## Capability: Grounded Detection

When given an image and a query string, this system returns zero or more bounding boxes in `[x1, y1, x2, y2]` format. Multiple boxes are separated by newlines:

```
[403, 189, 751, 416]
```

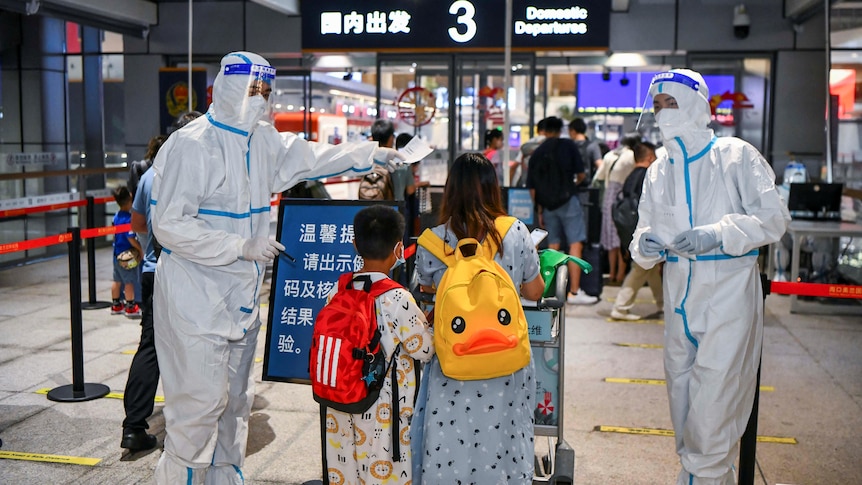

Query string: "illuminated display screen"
[576, 72, 736, 114]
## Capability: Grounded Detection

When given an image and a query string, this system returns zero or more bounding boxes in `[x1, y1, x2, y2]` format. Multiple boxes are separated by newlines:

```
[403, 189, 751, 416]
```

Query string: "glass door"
[454, 53, 538, 186]
[378, 54, 453, 186]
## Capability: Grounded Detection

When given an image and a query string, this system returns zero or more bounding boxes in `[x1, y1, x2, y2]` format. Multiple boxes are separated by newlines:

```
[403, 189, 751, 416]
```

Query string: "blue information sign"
[507, 187, 534, 225]
[263, 199, 400, 382]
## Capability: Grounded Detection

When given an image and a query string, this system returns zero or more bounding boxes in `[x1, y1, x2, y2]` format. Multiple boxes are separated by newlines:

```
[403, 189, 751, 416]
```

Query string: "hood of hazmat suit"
[629, 69, 790, 484]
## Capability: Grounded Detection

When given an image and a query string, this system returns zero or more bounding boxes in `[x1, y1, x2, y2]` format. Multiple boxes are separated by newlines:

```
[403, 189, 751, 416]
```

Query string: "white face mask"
[655, 108, 688, 141]
[238, 94, 267, 128]
[390, 242, 406, 272]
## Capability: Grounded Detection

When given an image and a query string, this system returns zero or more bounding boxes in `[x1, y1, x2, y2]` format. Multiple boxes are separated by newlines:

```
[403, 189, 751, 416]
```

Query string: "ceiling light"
[604, 52, 647, 68]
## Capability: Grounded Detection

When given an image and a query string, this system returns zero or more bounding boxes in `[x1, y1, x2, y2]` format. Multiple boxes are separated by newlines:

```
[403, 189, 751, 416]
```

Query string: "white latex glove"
[639, 232, 666, 256]
[672, 224, 721, 255]
[373, 147, 406, 171]
[239, 237, 285, 262]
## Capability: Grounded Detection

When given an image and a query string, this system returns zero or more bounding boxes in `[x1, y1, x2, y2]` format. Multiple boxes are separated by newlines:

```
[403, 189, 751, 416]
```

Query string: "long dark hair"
[439, 152, 506, 253]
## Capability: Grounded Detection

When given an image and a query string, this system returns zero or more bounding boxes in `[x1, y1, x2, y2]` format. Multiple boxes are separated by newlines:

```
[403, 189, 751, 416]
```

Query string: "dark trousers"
[122, 271, 159, 430]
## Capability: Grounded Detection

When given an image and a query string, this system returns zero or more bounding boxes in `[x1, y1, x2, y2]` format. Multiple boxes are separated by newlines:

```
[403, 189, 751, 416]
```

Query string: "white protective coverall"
[630, 69, 790, 485]
[151, 51, 388, 484]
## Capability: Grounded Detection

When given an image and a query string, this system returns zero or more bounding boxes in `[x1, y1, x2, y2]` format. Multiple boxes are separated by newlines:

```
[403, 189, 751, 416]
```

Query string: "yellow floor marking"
[605, 318, 664, 324]
[614, 342, 664, 349]
[605, 377, 665, 386]
[35, 388, 165, 403]
[121, 349, 136, 354]
[757, 436, 799, 444]
[255, 357, 263, 363]
[602, 379, 774, 392]
[597, 425, 675, 437]
[596, 425, 797, 444]
[0, 450, 101, 466]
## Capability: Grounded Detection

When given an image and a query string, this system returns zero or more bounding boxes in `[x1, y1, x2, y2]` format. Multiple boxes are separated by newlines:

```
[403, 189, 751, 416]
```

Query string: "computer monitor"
[787, 183, 843, 221]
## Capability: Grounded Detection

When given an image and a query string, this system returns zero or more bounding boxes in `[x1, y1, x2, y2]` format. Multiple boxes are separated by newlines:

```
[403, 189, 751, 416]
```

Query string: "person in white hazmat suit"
[630, 69, 790, 485]
[150, 51, 403, 484]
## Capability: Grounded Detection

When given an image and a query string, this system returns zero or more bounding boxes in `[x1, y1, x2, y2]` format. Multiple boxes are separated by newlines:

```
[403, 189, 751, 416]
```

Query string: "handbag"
[612, 193, 639, 252]
[117, 248, 140, 270]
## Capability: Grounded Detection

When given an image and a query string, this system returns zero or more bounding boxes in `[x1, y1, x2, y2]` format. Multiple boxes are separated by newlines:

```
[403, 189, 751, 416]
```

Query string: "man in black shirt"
[526, 116, 598, 305]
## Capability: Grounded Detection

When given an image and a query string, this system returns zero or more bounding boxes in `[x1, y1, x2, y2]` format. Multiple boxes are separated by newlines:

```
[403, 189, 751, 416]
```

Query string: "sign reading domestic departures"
[301, 1, 610, 52]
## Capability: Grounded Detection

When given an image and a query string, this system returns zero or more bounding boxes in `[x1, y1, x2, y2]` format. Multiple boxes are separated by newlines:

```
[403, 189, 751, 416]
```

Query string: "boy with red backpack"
[311, 205, 434, 485]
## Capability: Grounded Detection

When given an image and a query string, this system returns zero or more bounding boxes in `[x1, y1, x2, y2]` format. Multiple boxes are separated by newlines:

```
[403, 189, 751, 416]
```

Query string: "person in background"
[127, 135, 167, 199]
[609, 141, 663, 321]
[592, 133, 641, 284]
[568, 117, 603, 184]
[631, 69, 789, 484]
[373, 119, 415, 203]
[483, 127, 504, 160]
[527, 116, 598, 305]
[483, 128, 509, 185]
[322, 205, 434, 485]
[149, 51, 403, 484]
[413, 152, 545, 484]
[121, 112, 202, 453]
[513, 117, 547, 187]
[110, 186, 142, 319]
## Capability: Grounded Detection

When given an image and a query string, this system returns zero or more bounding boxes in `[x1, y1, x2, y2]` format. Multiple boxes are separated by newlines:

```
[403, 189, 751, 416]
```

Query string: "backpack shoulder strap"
[487, 216, 517, 258]
[418, 229, 456, 267]
[418, 219, 516, 262]
[367, 277, 403, 298]
[337, 272, 354, 291]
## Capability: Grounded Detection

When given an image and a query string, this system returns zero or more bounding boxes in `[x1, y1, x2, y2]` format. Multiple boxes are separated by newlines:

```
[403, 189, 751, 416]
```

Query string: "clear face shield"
[224, 62, 277, 124]
[636, 71, 704, 138]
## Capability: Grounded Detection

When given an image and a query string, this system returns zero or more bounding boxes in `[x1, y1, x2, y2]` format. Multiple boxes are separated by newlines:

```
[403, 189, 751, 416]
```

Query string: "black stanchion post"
[47, 227, 110, 402]
[82, 195, 111, 310]
[739, 364, 761, 484]
[739, 273, 770, 484]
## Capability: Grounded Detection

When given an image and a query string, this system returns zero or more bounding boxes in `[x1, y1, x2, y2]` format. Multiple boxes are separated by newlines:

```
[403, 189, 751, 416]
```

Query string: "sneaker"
[644, 310, 665, 320]
[124, 303, 142, 319]
[610, 309, 642, 321]
[567, 290, 599, 305]
[110, 303, 124, 315]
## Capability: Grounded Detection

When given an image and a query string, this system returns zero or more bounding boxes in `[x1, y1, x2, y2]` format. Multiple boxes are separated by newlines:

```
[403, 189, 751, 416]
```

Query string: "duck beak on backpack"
[452, 327, 518, 356]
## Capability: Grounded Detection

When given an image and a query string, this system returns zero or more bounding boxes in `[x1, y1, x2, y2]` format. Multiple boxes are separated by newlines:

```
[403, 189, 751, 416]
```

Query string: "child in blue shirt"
[111, 186, 143, 318]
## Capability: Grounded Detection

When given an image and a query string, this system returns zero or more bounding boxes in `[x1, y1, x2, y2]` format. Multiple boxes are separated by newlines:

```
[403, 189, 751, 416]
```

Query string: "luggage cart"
[409, 248, 575, 484]
[528, 264, 575, 484]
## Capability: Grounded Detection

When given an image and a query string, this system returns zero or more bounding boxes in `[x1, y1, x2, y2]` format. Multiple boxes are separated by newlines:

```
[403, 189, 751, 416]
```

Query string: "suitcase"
[577, 187, 602, 246]
[579, 242, 604, 299]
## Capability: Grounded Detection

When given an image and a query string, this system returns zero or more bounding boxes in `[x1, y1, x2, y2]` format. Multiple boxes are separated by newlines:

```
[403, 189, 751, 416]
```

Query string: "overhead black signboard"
[301, 1, 610, 52]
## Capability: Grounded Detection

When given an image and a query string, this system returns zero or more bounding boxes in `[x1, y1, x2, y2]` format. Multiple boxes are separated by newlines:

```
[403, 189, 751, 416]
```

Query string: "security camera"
[733, 4, 750, 39]
[619, 67, 630, 86]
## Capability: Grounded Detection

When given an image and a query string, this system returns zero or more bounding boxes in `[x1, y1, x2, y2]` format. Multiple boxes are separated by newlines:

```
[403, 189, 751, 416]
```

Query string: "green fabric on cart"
[539, 249, 592, 297]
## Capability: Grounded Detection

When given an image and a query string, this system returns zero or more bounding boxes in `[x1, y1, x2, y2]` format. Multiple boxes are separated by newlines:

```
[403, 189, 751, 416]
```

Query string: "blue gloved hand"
[639, 232, 666, 256]
[671, 224, 721, 255]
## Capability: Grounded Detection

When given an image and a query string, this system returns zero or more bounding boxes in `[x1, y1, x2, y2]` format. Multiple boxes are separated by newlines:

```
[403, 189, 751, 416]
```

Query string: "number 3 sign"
[397, 87, 436, 127]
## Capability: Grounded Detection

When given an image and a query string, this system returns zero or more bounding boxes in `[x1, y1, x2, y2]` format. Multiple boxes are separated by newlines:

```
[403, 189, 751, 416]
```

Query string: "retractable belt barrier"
[0, 192, 290, 408]
[769, 280, 862, 299]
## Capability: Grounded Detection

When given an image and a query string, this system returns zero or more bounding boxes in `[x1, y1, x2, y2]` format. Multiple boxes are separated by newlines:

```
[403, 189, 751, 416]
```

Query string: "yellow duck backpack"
[417, 216, 530, 380]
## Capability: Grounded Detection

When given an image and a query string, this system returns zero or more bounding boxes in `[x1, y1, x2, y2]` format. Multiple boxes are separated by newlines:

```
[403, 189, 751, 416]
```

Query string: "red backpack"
[310, 272, 402, 413]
